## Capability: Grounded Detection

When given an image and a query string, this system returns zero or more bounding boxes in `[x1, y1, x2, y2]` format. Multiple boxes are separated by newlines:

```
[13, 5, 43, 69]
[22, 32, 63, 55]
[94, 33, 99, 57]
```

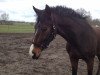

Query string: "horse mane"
[51, 6, 87, 19]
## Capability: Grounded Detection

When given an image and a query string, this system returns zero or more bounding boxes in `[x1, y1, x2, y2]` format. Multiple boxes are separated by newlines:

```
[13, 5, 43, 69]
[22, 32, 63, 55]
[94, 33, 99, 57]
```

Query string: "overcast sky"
[0, 0, 100, 22]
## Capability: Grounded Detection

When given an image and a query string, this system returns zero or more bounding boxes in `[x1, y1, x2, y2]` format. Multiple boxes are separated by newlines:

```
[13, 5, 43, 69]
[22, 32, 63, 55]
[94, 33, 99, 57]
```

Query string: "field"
[0, 33, 99, 75]
[0, 23, 34, 33]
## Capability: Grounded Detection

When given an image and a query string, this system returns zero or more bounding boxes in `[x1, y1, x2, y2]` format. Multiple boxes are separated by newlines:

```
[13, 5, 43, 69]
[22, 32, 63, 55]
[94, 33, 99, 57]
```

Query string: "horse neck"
[52, 13, 83, 46]
[52, 13, 71, 40]
[55, 16, 96, 50]
[55, 18, 78, 44]
[57, 23, 76, 44]
[54, 16, 92, 50]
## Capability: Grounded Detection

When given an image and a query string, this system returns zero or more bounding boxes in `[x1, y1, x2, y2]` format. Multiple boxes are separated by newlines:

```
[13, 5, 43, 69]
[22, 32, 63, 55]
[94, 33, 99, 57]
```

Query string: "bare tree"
[76, 8, 93, 25]
[0, 13, 9, 21]
[76, 8, 92, 19]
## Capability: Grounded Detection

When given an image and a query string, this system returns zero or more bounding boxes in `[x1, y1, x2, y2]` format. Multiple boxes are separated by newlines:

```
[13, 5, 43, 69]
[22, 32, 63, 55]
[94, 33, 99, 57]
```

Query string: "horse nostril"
[32, 51, 35, 56]
[32, 51, 34, 54]
[32, 53, 39, 59]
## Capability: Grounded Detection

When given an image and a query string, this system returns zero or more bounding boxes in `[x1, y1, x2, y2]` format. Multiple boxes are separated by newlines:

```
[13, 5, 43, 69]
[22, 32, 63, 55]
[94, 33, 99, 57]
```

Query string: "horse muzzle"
[29, 44, 41, 59]
[32, 52, 40, 59]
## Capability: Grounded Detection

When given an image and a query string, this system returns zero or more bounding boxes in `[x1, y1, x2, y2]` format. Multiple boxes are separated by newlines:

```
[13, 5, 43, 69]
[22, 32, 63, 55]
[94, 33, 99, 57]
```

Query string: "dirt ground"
[0, 33, 99, 75]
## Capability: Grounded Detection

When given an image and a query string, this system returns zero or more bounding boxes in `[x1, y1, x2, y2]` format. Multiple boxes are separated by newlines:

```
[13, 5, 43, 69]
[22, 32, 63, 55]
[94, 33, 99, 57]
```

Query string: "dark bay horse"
[29, 5, 97, 75]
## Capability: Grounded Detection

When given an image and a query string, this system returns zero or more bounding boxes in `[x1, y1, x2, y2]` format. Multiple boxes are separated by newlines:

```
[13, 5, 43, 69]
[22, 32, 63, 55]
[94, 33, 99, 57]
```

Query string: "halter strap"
[52, 24, 57, 38]
[51, 13, 57, 38]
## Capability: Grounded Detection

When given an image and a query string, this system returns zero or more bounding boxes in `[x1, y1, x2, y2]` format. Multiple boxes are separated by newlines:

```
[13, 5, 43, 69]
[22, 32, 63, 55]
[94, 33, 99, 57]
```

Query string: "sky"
[0, 0, 100, 22]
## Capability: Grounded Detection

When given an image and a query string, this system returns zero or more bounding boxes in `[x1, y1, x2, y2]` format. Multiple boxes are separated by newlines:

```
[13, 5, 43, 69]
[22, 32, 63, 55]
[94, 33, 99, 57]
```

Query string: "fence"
[0, 23, 34, 33]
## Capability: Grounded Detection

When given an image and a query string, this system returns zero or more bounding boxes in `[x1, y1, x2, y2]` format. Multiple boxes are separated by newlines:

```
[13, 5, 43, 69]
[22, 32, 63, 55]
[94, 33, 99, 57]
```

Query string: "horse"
[29, 5, 97, 75]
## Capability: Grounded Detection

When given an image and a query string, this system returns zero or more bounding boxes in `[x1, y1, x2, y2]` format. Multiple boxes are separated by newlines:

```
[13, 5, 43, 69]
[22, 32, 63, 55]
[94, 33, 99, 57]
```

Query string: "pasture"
[0, 33, 99, 75]
[0, 23, 34, 33]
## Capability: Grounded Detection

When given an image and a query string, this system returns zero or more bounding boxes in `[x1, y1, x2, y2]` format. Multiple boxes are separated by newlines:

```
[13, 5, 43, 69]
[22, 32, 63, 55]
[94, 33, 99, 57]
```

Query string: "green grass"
[0, 24, 34, 33]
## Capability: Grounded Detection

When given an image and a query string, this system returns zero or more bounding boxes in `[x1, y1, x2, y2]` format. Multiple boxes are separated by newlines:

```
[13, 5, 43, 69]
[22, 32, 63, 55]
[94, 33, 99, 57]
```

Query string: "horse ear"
[45, 5, 51, 16]
[33, 6, 41, 16]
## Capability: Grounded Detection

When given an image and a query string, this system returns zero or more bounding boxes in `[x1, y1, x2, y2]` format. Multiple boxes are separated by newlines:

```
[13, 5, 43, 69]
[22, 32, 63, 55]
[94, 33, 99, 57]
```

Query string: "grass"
[0, 23, 34, 33]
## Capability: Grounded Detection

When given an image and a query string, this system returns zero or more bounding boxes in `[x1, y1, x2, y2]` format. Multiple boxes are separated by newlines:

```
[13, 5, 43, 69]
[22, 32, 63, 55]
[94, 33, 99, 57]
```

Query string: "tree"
[92, 19, 100, 26]
[76, 8, 92, 25]
[0, 13, 9, 21]
[76, 8, 100, 26]
[76, 8, 92, 19]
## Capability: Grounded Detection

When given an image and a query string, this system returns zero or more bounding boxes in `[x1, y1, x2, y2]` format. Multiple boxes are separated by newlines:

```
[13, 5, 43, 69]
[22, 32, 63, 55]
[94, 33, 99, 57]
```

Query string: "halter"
[51, 13, 57, 38]
[32, 15, 57, 49]
[40, 23, 57, 49]
[52, 24, 57, 38]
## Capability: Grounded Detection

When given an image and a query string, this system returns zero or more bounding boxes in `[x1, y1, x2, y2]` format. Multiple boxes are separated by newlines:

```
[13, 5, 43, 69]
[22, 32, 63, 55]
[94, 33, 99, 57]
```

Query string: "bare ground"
[0, 33, 99, 75]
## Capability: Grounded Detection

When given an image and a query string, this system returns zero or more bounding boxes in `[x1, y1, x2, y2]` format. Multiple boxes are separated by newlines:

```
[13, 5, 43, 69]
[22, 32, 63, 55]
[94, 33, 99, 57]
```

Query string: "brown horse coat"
[93, 26, 100, 57]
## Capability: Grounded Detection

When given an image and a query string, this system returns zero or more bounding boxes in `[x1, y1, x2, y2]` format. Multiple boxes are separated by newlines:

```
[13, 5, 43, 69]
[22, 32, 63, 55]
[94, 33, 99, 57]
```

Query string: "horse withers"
[29, 5, 97, 75]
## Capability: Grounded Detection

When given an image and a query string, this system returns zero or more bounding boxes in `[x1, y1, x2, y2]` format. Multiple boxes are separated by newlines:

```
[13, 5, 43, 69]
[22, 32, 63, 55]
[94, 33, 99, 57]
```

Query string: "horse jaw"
[29, 44, 34, 56]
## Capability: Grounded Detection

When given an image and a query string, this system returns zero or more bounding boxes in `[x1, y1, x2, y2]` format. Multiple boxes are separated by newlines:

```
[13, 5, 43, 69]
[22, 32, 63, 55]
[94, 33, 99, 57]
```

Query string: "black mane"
[35, 6, 87, 24]
[51, 6, 86, 19]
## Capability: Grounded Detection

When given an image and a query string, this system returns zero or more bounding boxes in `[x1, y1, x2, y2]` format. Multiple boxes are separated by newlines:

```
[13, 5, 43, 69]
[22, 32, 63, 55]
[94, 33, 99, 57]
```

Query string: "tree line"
[0, 8, 100, 26]
[0, 13, 33, 25]
[76, 8, 100, 26]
